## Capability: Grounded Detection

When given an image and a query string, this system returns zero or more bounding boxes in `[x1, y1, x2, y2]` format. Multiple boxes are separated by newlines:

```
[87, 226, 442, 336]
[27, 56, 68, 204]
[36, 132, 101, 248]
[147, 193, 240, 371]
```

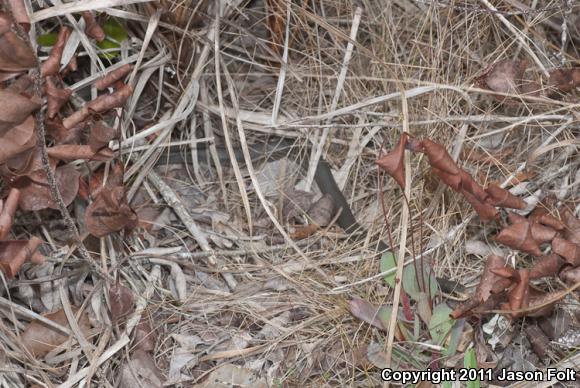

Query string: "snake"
[159, 139, 464, 294]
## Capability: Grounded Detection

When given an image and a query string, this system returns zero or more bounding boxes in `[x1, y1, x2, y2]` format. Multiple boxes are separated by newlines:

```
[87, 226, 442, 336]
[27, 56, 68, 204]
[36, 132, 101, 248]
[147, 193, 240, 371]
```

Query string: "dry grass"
[1, 0, 580, 386]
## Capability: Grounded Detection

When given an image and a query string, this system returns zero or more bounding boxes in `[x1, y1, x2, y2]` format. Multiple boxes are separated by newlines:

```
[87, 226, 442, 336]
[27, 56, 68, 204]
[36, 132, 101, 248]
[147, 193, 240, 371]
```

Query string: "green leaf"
[442, 382, 453, 388]
[96, 39, 121, 59]
[103, 18, 128, 42]
[96, 18, 129, 59]
[444, 319, 465, 357]
[37, 33, 58, 46]
[464, 348, 481, 388]
[428, 303, 453, 344]
[401, 263, 439, 302]
[380, 251, 396, 287]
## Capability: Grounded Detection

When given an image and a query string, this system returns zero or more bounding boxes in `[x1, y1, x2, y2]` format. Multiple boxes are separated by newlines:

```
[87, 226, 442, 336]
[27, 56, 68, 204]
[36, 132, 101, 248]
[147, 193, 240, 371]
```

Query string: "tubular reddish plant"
[485, 183, 526, 209]
[551, 237, 580, 266]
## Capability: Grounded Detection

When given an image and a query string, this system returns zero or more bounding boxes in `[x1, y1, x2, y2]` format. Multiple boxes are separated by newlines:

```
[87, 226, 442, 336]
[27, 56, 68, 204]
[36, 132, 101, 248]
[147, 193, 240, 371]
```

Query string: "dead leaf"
[547, 68, 580, 95]
[45, 76, 71, 119]
[41, 27, 70, 77]
[14, 164, 80, 211]
[85, 163, 137, 237]
[0, 13, 36, 72]
[0, 115, 36, 164]
[95, 64, 132, 90]
[376, 133, 408, 188]
[0, 188, 19, 239]
[88, 121, 117, 151]
[21, 307, 90, 358]
[82, 11, 105, 42]
[119, 349, 163, 388]
[561, 209, 580, 244]
[0, 89, 40, 133]
[63, 83, 132, 129]
[0, 237, 43, 277]
[108, 284, 134, 323]
[551, 237, 580, 266]
[7, 0, 29, 28]
[530, 253, 566, 279]
[485, 183, 526, 209]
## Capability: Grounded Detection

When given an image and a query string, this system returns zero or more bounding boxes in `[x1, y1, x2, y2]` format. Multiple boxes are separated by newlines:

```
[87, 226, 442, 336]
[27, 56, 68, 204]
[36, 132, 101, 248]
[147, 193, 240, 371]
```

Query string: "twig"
[384, 89, 411, 371]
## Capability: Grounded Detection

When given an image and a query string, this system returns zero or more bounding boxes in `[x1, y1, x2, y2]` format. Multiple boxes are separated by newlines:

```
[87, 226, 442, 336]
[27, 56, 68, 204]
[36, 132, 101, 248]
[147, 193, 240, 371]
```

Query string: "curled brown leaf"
[95, 64, 133, 90]
[85, 164, 137, 237]
[63, 84, 133, 129]
[495, 221, 542, 256]
[0, 89, 40, 133]
[41, 27, 70, 77]
[45, 77, 71, 119]
[0, 13, 35, 72]
[0, 188, 19, 240]
[82, 11, 105, 41]
[21, 307, 90, 357]
[530, 253, 566, 279]
[376, 133, 408, 188]
[551, 237, 580, 266]
[485, 183, 526, 209]
[0, 237, 43, 278]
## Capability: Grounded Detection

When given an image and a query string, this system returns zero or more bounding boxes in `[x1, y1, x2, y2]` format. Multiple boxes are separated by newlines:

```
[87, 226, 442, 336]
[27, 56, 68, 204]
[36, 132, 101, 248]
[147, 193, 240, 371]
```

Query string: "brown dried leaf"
[561, 209, 580, 244]
[0, 115, 37, 164]
[495, 221, 542, 256]
[485, 183, 526, 209]
[0, 188, 19, 240]
[134, 318, 156, 352]
[63, 84, 133, 129]
[551, 237, 580, 266]
[45, 77, 71, 119]
[21, 307, 90, 358]
[0, 237, 42, 277]
[475, 255, 511, 301]
[0, 13, 35, 72]
[88, 121, 117, 151]
[14, 164, 80, 211]
[7, 0, 29, 28]
[461, 188, 499, 221]
[81, 11, 105, 42]
[119, 349, 163, 388]
[109, 284, 134, 323]
[420, 139, 460, 175]
[376, 133, 408, 188]
[530, 254, 566, 279]
[85, 164, 137, 237]
[431, 167, 462, 191]
[507, 269, 529, 313]
[41, 27, 70, 77]
[560, 266, 580, 285]
[0, 89, 40, 133]
[95, 64, 132, 90]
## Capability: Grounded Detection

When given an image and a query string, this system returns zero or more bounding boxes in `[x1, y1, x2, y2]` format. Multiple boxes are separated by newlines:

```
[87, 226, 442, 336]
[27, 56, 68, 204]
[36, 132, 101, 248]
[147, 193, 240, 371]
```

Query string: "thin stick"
[384, 90, 411, 370]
